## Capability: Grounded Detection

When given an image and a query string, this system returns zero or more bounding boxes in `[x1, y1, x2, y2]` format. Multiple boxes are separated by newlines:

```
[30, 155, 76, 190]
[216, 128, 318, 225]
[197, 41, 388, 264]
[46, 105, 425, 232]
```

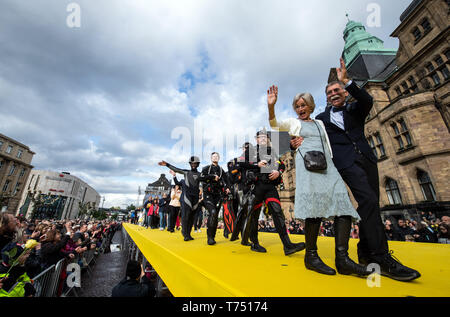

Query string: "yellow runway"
[124, 223, 450, 297]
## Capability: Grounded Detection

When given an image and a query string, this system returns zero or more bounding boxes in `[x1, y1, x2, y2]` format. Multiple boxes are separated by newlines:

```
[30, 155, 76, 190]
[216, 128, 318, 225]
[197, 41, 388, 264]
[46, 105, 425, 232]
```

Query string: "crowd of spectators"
[0, 211, 121, 297]
[256, 211, 450, 245]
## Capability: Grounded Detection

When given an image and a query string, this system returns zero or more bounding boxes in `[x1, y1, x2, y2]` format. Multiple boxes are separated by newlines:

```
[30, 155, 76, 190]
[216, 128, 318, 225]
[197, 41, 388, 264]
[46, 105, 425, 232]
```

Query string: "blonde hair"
[292, 93, 316, 113]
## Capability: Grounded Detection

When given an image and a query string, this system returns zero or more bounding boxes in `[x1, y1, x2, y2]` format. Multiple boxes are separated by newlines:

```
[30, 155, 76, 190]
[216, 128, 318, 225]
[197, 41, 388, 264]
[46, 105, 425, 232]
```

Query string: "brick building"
[0, 133, 35, 213]
[280, 0, 450, 220]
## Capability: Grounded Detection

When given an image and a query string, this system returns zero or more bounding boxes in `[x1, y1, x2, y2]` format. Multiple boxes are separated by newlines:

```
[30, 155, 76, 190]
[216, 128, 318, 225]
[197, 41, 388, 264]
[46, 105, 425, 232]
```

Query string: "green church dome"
[342, 18, 397, 67]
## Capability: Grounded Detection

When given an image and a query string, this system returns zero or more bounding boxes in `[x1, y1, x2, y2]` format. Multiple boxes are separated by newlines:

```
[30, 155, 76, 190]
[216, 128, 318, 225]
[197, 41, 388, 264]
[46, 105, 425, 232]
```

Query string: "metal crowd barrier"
[32, 264, 56, 297]
[31, 231, 116, 297]
[121, 225, 171, 297]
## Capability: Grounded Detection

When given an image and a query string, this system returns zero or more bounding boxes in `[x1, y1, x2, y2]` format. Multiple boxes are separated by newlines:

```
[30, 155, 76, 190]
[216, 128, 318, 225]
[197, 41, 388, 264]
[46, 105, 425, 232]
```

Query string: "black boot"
[304, 218, 336, 275]
[270, 203, 306, 256]
[281, 234, 305, 256]
[304, 250, 336, 275]
[251, 243, 267, 253]
[334, 216, 371, 276]
[207, 237, 216, 245]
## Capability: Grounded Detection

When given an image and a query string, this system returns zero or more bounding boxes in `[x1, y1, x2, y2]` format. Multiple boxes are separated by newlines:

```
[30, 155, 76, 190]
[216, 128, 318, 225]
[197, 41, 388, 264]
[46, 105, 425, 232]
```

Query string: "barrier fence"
[121, 225, 172, 297]
[30, 228, 115, 297]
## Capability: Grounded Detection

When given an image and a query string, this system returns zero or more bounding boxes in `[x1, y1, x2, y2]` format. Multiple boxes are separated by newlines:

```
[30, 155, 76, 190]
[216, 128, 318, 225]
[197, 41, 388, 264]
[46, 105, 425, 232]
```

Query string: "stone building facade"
[279, 0, 450, 220]
[143, 174, 172, 203]
[0, 133, 35, 213]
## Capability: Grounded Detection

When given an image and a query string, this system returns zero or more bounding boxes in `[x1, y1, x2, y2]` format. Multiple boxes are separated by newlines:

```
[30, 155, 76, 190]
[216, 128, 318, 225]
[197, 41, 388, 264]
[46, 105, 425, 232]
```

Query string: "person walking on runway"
[200, 152, 231, 246]
[239, 130, 306, 256]
[159, 157, 202, 241]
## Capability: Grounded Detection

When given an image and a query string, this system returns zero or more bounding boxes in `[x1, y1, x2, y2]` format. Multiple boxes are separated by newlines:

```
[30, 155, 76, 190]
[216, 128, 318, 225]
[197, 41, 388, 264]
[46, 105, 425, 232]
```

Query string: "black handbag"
[297, 121, 328, 172]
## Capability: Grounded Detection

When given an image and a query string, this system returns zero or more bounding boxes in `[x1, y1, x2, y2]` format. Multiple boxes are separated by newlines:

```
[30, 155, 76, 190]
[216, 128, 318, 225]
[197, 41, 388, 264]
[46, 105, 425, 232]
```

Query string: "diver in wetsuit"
[200, 152, 231, 246]
[159, 156, 202, 241]
[238, 130, 306, 255]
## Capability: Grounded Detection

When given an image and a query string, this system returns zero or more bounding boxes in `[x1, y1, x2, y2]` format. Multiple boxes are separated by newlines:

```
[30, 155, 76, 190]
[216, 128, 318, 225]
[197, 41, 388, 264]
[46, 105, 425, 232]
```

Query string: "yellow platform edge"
[123, 223, 450, 297]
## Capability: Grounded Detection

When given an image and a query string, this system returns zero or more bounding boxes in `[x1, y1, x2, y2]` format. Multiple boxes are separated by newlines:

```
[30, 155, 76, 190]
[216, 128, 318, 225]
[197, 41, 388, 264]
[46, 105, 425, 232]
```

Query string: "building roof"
[342, 19, 397, 67]
[399, 0, 423, 22]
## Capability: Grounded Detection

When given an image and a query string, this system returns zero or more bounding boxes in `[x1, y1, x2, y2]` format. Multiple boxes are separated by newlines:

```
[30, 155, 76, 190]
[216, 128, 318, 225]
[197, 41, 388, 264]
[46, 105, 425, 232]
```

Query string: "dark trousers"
[168, 206, 180, 231]
[243, 183, 290, 246]
[193, 208, 203, 230]
[180, 195, 199, 239]
[204, 193, 222, 238]
[339, 153, 388, 258]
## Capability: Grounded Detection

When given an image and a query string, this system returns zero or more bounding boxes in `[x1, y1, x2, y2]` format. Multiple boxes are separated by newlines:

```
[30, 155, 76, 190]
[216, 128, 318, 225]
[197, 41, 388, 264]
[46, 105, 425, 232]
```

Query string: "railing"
[30, 229, 118, 297]
[121, 225, 171, 297]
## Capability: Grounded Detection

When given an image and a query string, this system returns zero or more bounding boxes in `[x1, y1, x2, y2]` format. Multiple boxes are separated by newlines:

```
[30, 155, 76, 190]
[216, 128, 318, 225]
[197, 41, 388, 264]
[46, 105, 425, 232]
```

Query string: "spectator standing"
[0, 213, 17, 250]
[112, 260, 156, 297]
[159, 194, 169, 231]
[437, 223, 450, 244]
[168, 184, 182, 233]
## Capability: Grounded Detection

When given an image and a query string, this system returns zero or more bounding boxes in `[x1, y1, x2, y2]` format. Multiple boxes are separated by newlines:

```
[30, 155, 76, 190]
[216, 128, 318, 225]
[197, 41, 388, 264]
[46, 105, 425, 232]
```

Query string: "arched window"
[386, 178, 402, 205]
[417, 170, 436, 201]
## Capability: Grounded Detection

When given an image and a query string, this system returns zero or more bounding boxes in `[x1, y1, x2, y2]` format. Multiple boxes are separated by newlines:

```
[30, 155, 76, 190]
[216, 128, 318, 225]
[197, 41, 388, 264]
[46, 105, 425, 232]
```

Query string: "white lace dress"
[294, 121, 360, 220]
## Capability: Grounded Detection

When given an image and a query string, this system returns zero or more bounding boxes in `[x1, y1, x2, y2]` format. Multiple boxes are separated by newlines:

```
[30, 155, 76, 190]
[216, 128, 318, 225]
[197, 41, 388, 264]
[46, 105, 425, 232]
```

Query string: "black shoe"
[184, 236, 194, 241]
[207, 237, 216, 245]
[250, 243, 267, 253]
[304, 250, 336, 275]
[224, 233, 229, 239]
[230, 236, 239, 242]
[373, 251, 421, 282]
[336, 254, 372, 277]
[241, 240, 251, 246]
[284, 242, 306, 256]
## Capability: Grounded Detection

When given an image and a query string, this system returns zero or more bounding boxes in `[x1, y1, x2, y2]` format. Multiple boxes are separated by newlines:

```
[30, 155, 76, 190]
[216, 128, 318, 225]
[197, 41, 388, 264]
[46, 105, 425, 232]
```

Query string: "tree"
[127, 204, 136, 211]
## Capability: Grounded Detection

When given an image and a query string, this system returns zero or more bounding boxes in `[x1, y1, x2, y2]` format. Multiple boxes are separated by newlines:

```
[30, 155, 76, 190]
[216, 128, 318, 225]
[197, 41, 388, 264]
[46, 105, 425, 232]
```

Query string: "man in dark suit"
[292, 58, 420, 282]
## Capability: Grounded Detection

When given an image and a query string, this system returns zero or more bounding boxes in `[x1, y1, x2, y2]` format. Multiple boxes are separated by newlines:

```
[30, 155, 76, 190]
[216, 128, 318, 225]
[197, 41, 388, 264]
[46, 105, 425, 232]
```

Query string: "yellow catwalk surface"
[124, 223, 450, 297]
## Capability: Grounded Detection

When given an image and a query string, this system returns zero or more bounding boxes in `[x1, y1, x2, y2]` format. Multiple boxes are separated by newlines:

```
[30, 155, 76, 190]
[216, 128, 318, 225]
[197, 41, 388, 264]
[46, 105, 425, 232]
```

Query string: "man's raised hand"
[337, 58, 350, 85]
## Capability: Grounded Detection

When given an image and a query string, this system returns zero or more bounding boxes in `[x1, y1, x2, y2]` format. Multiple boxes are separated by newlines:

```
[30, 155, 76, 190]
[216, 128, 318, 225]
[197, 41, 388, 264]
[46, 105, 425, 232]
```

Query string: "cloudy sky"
[0, 0, 412, 208]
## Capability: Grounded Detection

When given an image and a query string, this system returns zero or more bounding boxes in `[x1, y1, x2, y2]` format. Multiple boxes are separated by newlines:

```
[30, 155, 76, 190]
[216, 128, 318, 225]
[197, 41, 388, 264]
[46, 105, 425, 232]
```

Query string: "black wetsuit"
[167, 163, 202, 240]
[238, 145, 295, 250]
[200, 164, 231, 242]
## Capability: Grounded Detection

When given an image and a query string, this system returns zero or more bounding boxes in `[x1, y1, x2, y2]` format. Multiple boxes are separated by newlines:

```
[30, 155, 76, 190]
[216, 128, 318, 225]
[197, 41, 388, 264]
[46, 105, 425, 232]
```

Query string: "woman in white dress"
[267, 85, 370, 277]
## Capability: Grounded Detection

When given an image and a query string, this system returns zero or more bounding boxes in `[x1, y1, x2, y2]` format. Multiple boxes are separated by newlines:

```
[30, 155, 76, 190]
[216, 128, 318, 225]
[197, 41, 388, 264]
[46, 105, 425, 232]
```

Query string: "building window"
[435, 56, 444, 66]
[8, 164, 16, 176]
[0, 161, 3, 170]
[386, 178, 403, 205]
[395, 87, 402, 97]
[412, 27, 422, 41]
[19, 168, 26, 178]
[367, 136, 378, 158]
[431, 73, 441, 86]
[17, 149, 23, 159]
[391, 122, 404, 150]
[408, 76, 419, 93]
[2, 180, 10, 193]
[398, 119, 413, 147]
[374, 133, 386, 157]
[417, 170, 436, 201]
[441, 66, 450, 80]
[445, 49, 450, 60]
[420, 18, 432, 33]
[0, 141, 3, 150]
[13, 182, 21, 196]
[5, 145, 13, 154]
[426, 63, 435, 73]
